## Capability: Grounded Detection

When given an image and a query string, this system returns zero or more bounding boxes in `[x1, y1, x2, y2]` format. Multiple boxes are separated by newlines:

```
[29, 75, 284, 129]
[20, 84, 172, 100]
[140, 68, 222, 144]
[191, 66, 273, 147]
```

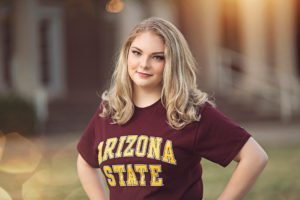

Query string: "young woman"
[77, 17, 268, 200]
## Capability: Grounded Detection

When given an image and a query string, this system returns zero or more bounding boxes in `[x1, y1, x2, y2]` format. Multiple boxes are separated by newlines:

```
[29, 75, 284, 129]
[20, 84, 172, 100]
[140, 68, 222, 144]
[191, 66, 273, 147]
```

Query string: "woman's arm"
[218, 137, 268, 200]
[77, 154, 108, 200]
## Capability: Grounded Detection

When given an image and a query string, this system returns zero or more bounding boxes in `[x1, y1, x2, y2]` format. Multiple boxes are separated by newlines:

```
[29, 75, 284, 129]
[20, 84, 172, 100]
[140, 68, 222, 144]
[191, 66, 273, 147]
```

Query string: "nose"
[139, 56, 150, 69]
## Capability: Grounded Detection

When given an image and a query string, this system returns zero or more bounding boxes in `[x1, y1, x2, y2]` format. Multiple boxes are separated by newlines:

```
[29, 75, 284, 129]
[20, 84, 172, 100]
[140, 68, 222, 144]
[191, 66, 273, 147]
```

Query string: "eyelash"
[131, 50, 165, 61]
[132, 50, 141, 56]
[153, 56, 165, 61]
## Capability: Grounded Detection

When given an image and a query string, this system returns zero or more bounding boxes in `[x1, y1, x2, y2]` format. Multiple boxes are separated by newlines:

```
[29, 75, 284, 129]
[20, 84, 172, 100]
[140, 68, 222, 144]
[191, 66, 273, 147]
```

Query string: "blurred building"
[0, 0, 299, 134]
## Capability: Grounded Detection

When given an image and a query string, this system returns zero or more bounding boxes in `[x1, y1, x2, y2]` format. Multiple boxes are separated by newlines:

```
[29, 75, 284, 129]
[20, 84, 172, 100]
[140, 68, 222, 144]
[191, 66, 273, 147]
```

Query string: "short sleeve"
[77, 105, 101, 168]
[194, 102, 251, 167]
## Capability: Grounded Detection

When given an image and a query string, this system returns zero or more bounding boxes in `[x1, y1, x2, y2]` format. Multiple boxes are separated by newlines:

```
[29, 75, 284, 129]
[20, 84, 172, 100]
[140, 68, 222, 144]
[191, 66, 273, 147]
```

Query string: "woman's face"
[127, 31, 165, 92]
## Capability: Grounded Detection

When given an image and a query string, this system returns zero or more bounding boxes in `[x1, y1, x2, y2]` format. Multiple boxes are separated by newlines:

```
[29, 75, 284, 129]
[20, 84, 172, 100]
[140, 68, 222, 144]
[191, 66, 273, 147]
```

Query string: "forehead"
[130, 31, 165, 52]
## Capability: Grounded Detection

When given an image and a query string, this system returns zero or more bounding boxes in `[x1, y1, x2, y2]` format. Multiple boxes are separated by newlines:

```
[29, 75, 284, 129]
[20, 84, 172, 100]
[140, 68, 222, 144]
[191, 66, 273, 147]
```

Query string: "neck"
[133, 86, 162, 108]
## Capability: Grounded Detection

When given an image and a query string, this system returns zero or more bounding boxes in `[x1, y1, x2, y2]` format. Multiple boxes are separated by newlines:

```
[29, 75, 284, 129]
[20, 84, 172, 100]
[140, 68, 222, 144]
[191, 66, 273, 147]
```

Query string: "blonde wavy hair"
[100, 17, 214, 130]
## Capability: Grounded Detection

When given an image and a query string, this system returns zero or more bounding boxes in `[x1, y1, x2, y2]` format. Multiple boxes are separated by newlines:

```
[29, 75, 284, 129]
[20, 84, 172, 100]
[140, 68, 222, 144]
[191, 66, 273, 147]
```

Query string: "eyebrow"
[131, 46, 164, 55]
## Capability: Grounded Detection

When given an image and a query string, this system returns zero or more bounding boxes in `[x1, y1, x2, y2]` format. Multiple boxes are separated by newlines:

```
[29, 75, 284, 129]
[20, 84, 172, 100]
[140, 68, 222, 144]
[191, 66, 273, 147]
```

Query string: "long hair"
[100, 17, 214, 130]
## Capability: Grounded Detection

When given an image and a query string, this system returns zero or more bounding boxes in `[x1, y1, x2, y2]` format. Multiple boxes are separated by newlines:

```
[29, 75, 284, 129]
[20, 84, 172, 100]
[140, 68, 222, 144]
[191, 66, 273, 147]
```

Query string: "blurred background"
[0, 0, 299, 199]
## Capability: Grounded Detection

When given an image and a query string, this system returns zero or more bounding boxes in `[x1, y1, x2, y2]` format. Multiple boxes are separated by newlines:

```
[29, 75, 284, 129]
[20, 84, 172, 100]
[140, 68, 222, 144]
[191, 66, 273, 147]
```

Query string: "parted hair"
[100, 17, 214, 130]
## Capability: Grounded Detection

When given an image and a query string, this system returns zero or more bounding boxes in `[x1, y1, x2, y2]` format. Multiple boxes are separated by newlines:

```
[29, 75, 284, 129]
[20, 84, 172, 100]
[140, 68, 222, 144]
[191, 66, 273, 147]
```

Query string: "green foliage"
[0, 94, 38, 136]
[202, 144, 300, 200]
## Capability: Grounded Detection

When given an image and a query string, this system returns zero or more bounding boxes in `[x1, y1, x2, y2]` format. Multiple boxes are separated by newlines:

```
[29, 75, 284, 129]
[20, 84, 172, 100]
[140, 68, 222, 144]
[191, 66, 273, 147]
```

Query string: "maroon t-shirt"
[77, 100, 251, 200]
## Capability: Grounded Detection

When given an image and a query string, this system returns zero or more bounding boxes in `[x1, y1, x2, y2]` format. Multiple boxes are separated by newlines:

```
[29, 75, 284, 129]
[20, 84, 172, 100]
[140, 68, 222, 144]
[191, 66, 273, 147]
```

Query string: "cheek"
[127, 57, 137, 78]
[155, 63, 165, 76]
[127, 55, 137, 69]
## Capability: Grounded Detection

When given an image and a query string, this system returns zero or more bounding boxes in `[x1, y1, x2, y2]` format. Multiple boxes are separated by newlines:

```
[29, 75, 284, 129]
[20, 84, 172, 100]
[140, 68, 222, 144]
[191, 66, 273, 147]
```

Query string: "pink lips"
[136, 71, 152, 78]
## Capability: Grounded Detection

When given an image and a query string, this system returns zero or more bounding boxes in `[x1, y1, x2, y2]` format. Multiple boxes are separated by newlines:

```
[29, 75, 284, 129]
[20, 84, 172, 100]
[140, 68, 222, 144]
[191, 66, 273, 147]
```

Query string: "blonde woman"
[77, 17, 268, 200]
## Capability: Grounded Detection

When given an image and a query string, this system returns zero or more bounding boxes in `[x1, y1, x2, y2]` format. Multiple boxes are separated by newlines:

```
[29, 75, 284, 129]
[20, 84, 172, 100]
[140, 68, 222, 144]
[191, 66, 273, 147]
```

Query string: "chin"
[135, 83, 153, 88]
[131, 78, 162, 90]
[132, 81, 152, 88]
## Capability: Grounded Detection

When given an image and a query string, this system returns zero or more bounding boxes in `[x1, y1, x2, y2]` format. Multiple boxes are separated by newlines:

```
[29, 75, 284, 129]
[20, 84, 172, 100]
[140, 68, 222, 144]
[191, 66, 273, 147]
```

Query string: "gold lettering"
[115, 136, 127, 158]
[147, 137, 162, 160]
[103, 165, 116, 186]
[126, 164, 139, 186]
[123, 135, 138, 157]
[97, 141, 104, 165]
[162, 140, 177, 165]
[149, 165, 163, 186]
[135, 135, 149, 157]
[112, 165, 126, 186]
[134, 164, 148, 186]
[103, 137, 118, 162]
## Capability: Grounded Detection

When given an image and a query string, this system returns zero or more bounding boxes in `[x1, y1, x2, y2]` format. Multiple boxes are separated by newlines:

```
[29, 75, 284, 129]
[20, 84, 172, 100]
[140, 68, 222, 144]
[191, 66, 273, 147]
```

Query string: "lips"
[136, 71, 152, 78]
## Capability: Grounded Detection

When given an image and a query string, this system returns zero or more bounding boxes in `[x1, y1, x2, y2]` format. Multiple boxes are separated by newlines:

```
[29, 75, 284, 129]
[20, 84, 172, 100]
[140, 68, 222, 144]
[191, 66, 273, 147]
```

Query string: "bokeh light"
[0, 187, 12, 200]
[0, 132, 41, 174]
[22, 141, 79, 199]
[106, 0, 124, 13]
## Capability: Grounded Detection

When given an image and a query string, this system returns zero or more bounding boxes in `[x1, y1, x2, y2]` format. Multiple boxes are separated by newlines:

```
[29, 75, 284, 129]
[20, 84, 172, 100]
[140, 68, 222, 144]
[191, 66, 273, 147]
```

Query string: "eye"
[153, 55, 165, 61]
[131, 50, 141, 56]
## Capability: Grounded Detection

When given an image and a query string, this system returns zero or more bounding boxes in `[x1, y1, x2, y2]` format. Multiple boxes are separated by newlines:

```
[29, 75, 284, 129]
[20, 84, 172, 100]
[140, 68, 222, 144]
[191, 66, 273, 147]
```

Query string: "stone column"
[116, 0, 144, 50]
[273, 0, 300, 120]
[239, 0, 269, 102]
[11, 0, 41, 100]
[177, 0, 221, 91]
[198, 0, 221, 91]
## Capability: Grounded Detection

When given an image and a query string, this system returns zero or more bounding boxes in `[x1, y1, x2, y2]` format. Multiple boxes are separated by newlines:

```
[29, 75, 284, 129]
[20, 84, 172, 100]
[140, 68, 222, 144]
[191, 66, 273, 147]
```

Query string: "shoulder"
[197, 101, 232, 125]
[198, 101, 216, 116]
